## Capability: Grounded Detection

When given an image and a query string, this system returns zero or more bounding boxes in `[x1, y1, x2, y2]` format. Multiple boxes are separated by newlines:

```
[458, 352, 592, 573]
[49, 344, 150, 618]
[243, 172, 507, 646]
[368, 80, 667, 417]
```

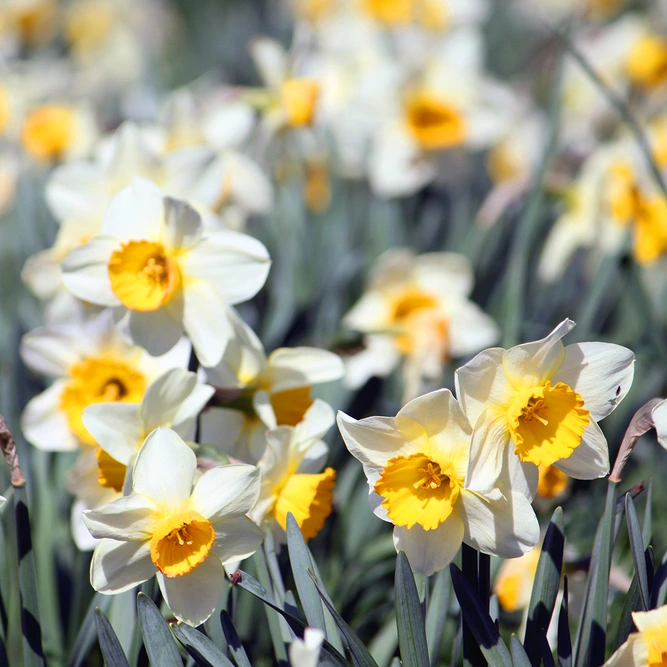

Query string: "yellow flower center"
[605, 161, 639, 225]
[9, 0, 56, 45]
[507, 382, 590, 467]
[95, 447, 127, 492]
[21, 105, 76, 160]
[627, 36, 667, 89]
[537, 464, 569, 500]
[269, 386, 314, 427]
[108, 240, 181, 312]
[66, 0, 114, 55]
[374, 452, 461, 530]
[494, 548, 540, 613]
[487, 142, 522, 184]
[60, 357, 146, 445]
[150, 510, 214, 578]
[405, 94, 467, 151]
[304, 160, 331, 213]
[634, 196, 667, 265]
[292, 0, 336, 22]
[363, 0, 413, 24]
[0, 88, 11, 135]
[273, 468, 336, 541]
[388, 288, 447, 355]
[281, 79, 319, 127]
[644, 621, 667, 666]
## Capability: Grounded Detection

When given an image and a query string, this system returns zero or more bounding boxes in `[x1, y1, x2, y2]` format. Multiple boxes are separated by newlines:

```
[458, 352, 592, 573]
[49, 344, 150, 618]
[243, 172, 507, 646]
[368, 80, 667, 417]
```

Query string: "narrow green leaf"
[172, 623, 234, 667]
[395, 552, 429, 667]
[557, 577, 571, 667]
[449, 564, 512, 667]
[68, 593, 112, 667]
[651, 549, 667, 608]
[13, 485, 44, 667]
[625, 494, 649, 611]
[425, 568, 450, 666]
[525, 507, 565, 664]
[136, 593, 182, 667]
[286, 514, 326, 632]
[307, 569, 380, 667]
[510, 636, 531, 667]
[234, 571, 348, 667]
[94, 609, 130, 667]
[613, 574, 641, 650]
[573, 482, 617, 667]
[220, 611, 251, 667]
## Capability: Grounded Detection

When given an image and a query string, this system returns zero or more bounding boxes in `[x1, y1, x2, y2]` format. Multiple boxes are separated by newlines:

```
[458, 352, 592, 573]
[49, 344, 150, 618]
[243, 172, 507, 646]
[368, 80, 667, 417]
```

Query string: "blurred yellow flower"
[604, 605, 667, 666]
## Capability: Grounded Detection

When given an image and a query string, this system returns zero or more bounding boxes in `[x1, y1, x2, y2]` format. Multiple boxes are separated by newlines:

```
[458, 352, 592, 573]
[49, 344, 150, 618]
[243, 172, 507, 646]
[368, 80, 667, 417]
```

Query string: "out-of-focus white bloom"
[202, 309, 343, 462]
[250, 402, 336, 543]
[456, 319, 635, 495]
[85, 428, 264, 626]
[337, 389, 539, 576]
[20, 310, 190, 452]
[60, 178, 270, 366]
[604, 604, 667, 666]
[653, 399, 667, 449]
[289, 628, 324, 667]
[494, 547, 540, 613]
[343, 249, 499, 396]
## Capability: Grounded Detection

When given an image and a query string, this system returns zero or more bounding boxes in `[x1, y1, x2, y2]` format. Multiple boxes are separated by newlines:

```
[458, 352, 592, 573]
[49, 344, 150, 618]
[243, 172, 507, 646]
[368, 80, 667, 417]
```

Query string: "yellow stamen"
[507, 382, 590, 468]
[281, 79, 319, 127]
[605, 161, 639, 226]
[537, 465, 569, 500]
[269, 386, 314, 427]
[363, 0, 413, 24]
[273, 468, 336, 541]
[405, 93, 467, 151]
[627, 36, 667, 89]
[21, 105, 76, 160]
[633, 196, 667, 265]
[108, 240, 180, 312]
[66, 0, 114, 55]
[95, 447, 127, 492]
[150, 510, 214, 577]
[374, 453, 461, 531]
[60, 357, 146, 445]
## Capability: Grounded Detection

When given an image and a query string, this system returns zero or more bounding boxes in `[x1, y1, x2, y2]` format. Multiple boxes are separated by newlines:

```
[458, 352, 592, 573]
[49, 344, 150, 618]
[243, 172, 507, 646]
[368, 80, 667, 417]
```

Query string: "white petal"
[21, 249, 63, 300]
[226, 152, 273, 214]
[289, 628, 324, 667]
[117, 308, 184, 359]
[71, 500, 99, 551]
[252, 390, 277, 429]
[343, 335, 401, 389]
[603, 633, 646, 666]
[653, 399, 667, 449]
[132, 428, 197, 511]
[455, 347, 514, 424]
[84, 494, 159, 541]
[46, 162, 107, 222]
[21, 382, 79, 451]
[501, 319, 576, 390]
[552, 342, 635, 422]
[191, 464, 261, 521]
[83, 401, 141, 460]
[61, 237, 119, 306]
[393, 516, 464, 576]
[182, 284, 231, 367]
[141, 369, 198, 433]
[447, 301, 500, 358]
[171, 384, 215, 438]
[90, 539, 154, 594]
[162, 196, 203, 251]
[267, 348, 344, 392]
[198, 407, 247, 454]
[344, 293, 391, 332]
[158, 555, 225, 626]
[183, 232, 270, 305]
[211, 515, 265, 564]
[464, 408, 511, 494]
[250, 37, 286, 89]
[101, 178, 164, 239]
[203, 102, 255, 150]
[337, 411, 416, 476]
[20, 327, 81, 377]
[458, 490, 540, 558]
[413, 253, 474, 298]
[553, 420, 609, 480]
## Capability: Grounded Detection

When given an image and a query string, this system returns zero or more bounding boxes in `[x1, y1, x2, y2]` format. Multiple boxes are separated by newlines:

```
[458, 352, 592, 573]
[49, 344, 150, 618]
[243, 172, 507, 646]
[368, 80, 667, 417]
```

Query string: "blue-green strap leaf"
[94, 608, 130, 667]
[136, 592, 182, 667]
[394, 552, 429, 667]
[172, 622, 234, 667]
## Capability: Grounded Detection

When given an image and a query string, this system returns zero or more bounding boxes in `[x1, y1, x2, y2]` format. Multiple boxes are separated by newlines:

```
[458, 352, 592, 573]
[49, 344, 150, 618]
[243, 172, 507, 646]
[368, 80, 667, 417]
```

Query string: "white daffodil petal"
[118, 308, 184, 359]
[100, 177, 164, 239]
[267, 348, 344, 393]
[20, 327, 81, 377]
[501, 319, 576, 389]
[172, 384, 216, 438]
[46, 162, 107, 222]
[140, 369, 198, 433]
[253, 390, 277, 430]
[289, 628, 325, 667]
[458, 491, 540, 558]
[84, 494, 159, 541]
[337, 411, 416, 475]
[198, 407, 247, 455]
[553, 420, 609, 480]
[162, 196, 203, 251]
[90, 539, 154, 594]
[158, 555, 225, 626]
[61, 236, 120, 307]
[464, 408, 511, 494]
[393, 516, 465, 576]
[602, 633, 646, 666]
[343, 335, 401, 389]
[455, 348, 514, 424]
[448, 301, 501, 358]
[71, 500, 99, 551]
[294, 400, 335, 445]
[21, 382, 79, 451]
[82, 403, 143, 465]
[191, 464, 261, 521]
[653, 399, 667, 449]
[211, 516, 265, 564]
[552, 342, 635, 422]
[132, 428, 197, 511]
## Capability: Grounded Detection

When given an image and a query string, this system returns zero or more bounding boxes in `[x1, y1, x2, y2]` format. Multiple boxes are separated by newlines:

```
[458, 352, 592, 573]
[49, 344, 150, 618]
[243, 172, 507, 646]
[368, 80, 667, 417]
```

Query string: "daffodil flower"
[604, 605, 667, 666]
[289, 628, 324, 667]
[20, 310, 190, 451]
[455, 319, 635, 495]
[202, 308, 343, 462]
[61, 177, 271, 366]
[337, 389, 539, 576]
[250, 400, 336, 543]
[84, 428, 264, 626]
